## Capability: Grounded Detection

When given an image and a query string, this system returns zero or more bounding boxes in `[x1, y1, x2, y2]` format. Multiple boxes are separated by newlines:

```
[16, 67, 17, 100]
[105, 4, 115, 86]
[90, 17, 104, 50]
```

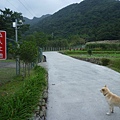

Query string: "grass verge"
[0, 66, 47, 120]
[60, 50, 120, 73]
[109, 59, 120, 73]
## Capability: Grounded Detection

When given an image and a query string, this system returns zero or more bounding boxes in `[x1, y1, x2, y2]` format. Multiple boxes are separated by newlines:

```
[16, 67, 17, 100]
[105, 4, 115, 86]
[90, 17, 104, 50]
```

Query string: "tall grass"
[109, 59, 120, 72]
[0, 66, 47, 120]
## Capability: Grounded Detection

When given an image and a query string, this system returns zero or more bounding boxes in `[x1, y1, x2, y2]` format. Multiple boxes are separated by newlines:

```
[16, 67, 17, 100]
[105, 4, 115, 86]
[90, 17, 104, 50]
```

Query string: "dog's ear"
[105, 85, 107, 87]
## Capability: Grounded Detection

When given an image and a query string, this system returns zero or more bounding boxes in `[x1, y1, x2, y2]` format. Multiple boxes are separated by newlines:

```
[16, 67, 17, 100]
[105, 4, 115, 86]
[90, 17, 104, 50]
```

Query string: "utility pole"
[13, 19, 22, 75]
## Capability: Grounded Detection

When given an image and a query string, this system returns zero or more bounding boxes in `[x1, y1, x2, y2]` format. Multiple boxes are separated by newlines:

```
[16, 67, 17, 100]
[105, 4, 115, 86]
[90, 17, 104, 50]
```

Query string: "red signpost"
[0, 31, 7, 60]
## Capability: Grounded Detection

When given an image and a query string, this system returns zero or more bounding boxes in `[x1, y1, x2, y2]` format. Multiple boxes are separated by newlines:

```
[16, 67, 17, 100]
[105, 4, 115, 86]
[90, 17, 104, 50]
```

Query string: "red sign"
[0, 31, 7, 60]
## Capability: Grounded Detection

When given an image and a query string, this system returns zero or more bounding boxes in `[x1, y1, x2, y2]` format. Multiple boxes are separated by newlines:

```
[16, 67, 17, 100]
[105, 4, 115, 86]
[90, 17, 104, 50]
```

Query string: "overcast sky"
[0, 0, 83, 19]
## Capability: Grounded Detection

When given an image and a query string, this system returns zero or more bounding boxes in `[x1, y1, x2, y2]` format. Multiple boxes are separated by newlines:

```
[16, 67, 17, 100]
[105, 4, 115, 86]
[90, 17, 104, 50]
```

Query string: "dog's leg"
[106, 112, 111, 115]
[111, 106, 114, 113]
[106, 106, 113, 115]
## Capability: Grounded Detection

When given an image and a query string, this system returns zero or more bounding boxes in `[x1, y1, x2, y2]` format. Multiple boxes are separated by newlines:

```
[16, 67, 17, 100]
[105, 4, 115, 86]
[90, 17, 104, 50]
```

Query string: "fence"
[0, 60, 16, 85]
[42, 45, 85, 51]
[42, 47, 68, 51]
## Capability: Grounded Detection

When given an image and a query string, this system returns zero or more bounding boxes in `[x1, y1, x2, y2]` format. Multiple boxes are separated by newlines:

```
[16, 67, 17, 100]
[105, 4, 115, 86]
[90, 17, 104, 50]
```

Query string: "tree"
[69, 35, 85, 47]
[45, 38, 69, 48]
[28, 0, 120, 41]
[0, 8, 30, 59]
[8, 42, 20, 59]
[0, 8, 29, 39]
[19, 41, 38, 76]
[33, 32, 47, 47]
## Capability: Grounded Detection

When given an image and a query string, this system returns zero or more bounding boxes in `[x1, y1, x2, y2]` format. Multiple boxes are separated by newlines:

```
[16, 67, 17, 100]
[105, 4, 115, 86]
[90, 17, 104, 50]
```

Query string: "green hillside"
[30, 0, 120, 41]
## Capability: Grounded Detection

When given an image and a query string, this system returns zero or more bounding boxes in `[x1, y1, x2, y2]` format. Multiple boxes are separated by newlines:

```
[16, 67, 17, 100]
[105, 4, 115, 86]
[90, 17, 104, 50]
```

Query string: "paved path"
[39, 51, 120, 120]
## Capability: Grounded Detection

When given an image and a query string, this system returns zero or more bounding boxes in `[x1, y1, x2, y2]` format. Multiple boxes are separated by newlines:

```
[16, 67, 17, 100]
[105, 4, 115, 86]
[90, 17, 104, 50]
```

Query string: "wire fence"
[0, 60, 16, 85]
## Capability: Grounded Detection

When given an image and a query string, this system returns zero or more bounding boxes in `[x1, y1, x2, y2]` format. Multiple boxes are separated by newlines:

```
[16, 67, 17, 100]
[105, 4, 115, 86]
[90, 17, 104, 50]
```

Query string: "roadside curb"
[33, 88, 48, 120]
[30, 63, 48, 120]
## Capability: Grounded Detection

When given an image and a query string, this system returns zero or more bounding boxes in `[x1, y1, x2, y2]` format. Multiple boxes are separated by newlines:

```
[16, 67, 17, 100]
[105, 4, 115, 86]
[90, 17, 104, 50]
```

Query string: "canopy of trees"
[0, 8, 29, 39]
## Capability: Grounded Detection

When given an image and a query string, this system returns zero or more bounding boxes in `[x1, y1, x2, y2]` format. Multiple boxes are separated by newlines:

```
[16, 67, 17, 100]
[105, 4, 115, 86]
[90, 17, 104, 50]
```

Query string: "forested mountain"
[29, 0, 120, 41]
[23, 14, 50, 26]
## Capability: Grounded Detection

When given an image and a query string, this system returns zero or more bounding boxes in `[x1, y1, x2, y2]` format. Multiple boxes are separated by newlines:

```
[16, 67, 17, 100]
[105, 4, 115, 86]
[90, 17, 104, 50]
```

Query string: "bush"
[101, 58, 110, 66]
[87, 49, 92, 56]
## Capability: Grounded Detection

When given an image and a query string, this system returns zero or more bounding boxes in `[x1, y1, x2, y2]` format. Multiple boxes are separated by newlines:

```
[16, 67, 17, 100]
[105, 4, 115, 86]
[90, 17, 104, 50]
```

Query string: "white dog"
[100, 85, 120, 115]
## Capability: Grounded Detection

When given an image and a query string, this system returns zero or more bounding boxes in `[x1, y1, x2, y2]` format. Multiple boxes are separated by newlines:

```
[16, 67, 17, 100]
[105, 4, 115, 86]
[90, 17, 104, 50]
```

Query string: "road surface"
[39, 51, 120, 120]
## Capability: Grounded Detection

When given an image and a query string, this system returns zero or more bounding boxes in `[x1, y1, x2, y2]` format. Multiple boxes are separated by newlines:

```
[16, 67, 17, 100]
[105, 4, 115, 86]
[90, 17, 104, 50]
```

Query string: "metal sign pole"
[15, 19, 20, 75]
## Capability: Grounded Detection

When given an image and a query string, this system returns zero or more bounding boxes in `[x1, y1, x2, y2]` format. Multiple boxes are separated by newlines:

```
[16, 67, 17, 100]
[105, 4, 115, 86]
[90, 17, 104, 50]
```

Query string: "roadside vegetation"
[61, 50, 120, 72]
[0, 5, 120, 119]
[0, 66, 47, 120]
[0, 30, 47, 119]
[60, 41, 120, 73]
[0, 8, 48, 120]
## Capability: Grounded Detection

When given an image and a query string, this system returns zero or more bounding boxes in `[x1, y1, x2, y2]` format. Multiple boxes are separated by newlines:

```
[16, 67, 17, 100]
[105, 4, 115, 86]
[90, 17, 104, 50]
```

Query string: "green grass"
[0, 66, 47, 120]
[60, 50, 120, 73]
[0, 59, 15, 62]
[0, 79, 23, 96]
[109, 59, 120, 73]
[61, 50, 120, 55]
[70, 53, 120, 59]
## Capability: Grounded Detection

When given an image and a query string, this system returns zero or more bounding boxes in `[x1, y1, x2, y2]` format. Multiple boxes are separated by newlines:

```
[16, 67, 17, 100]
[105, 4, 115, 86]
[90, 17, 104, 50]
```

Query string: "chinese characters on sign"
[0, 31, 7, 60]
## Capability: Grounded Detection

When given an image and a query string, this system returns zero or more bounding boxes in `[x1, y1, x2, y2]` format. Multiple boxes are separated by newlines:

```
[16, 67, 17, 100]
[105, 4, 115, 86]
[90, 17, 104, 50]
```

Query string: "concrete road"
[39, 51, 120, 120]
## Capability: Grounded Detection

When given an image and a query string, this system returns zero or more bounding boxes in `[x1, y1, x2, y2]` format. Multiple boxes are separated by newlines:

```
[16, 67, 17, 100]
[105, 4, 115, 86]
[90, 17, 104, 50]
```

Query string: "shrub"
[87, 49, 92, 56]
[101, 58, 110, 66]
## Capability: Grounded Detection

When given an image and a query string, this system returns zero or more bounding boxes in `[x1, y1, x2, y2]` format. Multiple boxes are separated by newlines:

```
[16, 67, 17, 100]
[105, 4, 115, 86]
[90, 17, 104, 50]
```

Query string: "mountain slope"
[23, 14, 50, 26]
[30, 0, 120, 41]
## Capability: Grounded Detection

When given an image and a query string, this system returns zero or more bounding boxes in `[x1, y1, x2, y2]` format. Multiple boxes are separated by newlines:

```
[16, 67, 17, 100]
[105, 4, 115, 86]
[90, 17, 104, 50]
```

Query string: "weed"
[101, 58, 110, 66]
